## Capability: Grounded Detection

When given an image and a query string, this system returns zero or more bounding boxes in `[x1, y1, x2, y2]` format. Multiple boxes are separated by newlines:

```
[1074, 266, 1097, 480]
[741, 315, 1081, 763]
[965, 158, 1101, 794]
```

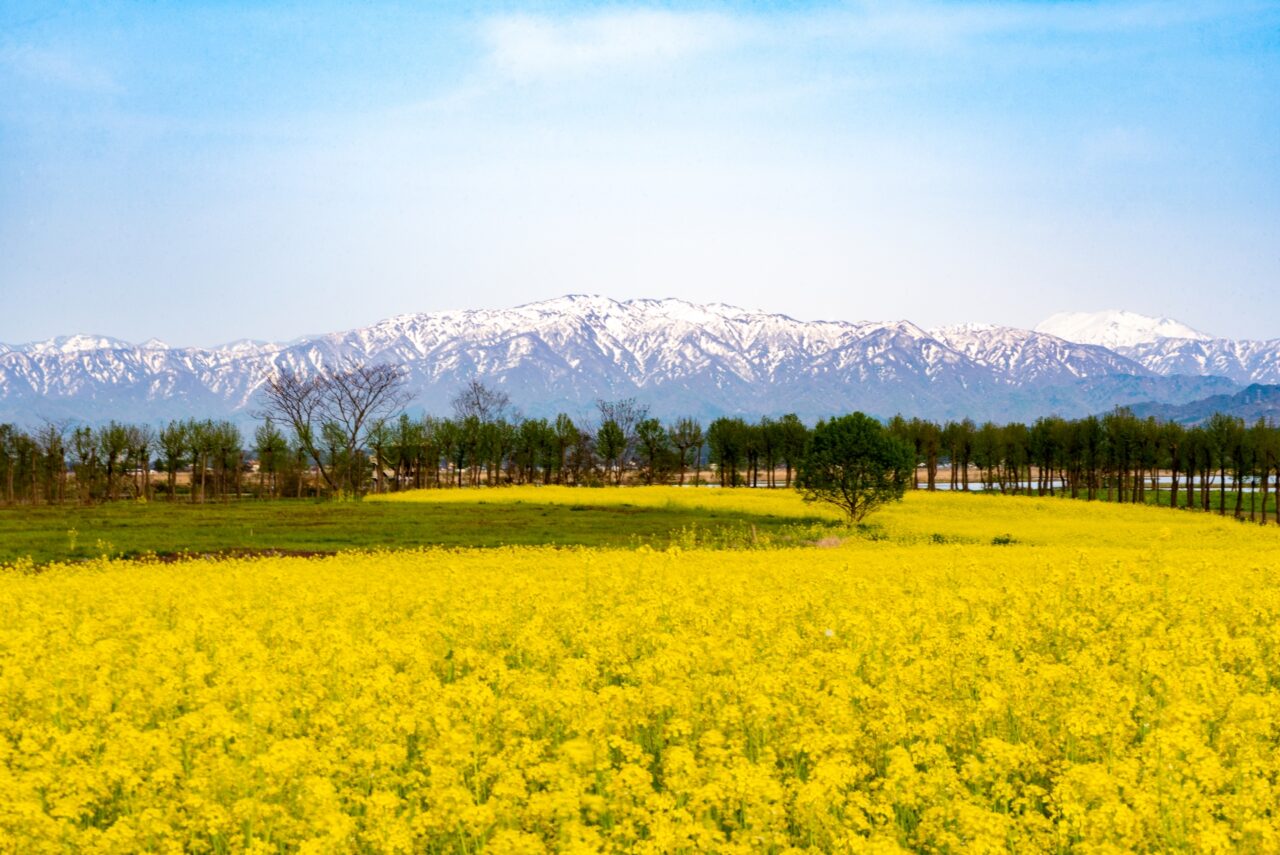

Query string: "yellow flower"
[1, 489, 1277, 851]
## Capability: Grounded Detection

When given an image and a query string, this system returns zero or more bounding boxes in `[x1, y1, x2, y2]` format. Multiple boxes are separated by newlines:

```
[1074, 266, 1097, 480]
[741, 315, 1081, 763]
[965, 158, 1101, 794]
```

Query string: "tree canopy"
[796, 412, 913, 522]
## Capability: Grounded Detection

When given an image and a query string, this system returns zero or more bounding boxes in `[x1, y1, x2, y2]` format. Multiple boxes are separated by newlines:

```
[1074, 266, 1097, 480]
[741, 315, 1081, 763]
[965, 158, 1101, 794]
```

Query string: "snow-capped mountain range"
[0, 297, 1273, 425]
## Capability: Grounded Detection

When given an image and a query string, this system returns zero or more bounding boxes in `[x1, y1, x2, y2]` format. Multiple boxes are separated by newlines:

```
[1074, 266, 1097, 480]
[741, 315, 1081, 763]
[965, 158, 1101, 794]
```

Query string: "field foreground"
[2, 492, 1279, 853]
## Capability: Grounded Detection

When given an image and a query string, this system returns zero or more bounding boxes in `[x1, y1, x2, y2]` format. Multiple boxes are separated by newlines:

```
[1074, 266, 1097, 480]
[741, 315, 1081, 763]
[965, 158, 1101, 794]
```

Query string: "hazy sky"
[2, 1, 1277, 345]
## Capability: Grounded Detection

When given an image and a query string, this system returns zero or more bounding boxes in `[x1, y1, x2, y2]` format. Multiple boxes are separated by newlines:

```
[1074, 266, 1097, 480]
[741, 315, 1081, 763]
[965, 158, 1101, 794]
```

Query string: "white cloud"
[482, 9, 744, 80]
[476, 2, 1258, 85]
[791, 0, 1262, 52]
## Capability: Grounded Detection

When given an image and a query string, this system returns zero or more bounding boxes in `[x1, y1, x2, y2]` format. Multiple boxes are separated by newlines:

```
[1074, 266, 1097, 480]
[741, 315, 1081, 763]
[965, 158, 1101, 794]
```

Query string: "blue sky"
[1, 1, 1277, 345]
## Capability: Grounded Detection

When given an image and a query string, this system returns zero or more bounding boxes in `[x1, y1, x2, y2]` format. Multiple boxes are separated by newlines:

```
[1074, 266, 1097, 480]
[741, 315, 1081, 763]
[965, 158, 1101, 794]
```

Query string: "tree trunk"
[1260, 464, 1269, 525]
[190, 450, 199, 504]
[1235, 470, 1244, 519]
[1219, 464, 1227, 516]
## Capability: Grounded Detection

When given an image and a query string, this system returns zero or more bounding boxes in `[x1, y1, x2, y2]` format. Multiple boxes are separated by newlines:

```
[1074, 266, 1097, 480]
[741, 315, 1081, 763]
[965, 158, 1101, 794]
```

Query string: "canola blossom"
[372, 484, 1266, 550]
[2, 492, 1279, 852]
[367, 484, 846, 520]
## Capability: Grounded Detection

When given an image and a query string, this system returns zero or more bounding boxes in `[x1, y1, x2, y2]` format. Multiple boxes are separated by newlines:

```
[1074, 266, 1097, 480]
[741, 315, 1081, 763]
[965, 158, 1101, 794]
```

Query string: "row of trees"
[354, 394, 811, 492]
[0, 374, 816, 502]
[885, 411, 1280, 522]
[0, 419, 253, 504]
[260, 372, 816, 494]
[2, 361, 1277, 524]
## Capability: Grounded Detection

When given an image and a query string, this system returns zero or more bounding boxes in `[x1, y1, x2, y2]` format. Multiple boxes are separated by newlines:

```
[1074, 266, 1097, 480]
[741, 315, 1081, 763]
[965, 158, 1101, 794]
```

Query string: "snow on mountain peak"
[3, 296, 1273, 427]
[928, 323, 1003, 339]
[20, 334, 135, 355]
[214, 338, 273, 354]
[1035, 310, 1210, 349]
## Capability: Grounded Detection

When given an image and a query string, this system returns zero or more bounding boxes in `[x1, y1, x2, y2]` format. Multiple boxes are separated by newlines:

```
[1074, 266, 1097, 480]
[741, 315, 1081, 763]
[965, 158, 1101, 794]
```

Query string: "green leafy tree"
[776, 413, 809, 488]
[97, 422, 131, 501]
[126, 423, 153, 501]
[254, 418, 288, 498]
[71, 425, 100, 502]
[595, 399, 648, 484]
[514, 417, 552, 484]
[0, 424, 18, 503]
[796, 412, 913, 522]
[34, 421, 68, 504]
[157, 421, 189, 501]
[706, 417, 747, 486]
[596, 420, 626, 485]
[553, 414, 578, 485]
[209, 421, 243, 501]
[635, 417, 672, 485]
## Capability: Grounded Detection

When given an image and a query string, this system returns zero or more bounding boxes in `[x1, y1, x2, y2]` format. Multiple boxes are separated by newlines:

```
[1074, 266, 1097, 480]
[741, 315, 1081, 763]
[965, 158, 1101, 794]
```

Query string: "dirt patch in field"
[146, 548, 338, 563]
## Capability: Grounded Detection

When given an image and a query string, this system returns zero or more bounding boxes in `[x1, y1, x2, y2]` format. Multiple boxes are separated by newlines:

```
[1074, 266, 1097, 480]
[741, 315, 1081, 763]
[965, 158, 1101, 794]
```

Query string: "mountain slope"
[1117, 337, 1280, 386]
[1127, 384, 1280, 426]
[929, 324, 1152, 384]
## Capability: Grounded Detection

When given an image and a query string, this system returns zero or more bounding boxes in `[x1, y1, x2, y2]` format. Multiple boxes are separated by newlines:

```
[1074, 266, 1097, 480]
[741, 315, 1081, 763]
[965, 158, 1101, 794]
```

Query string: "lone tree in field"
[796, 412, 914, 522]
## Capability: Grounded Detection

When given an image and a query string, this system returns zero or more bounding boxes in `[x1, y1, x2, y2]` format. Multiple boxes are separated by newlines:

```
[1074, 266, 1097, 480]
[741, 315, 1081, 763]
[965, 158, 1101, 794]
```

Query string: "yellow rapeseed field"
[366, 484, 846, 519]
[3, 490, 1279, 853]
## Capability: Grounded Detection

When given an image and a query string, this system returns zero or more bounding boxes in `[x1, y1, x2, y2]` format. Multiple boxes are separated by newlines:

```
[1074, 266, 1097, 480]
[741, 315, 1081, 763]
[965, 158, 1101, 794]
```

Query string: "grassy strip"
[0, 498, 842, 565]
[932, 486, 1279, 515]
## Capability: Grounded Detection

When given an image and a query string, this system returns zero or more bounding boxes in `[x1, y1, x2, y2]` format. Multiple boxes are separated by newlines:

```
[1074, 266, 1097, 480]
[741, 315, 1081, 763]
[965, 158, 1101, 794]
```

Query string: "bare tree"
[451, 379, 512, 423]
[259, 361, 412, 495]
[597, 398, 647, 443]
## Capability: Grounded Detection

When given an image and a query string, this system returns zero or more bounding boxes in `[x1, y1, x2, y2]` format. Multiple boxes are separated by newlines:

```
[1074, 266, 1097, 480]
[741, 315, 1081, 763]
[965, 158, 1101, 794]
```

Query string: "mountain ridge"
[0, 297, 1271, 426]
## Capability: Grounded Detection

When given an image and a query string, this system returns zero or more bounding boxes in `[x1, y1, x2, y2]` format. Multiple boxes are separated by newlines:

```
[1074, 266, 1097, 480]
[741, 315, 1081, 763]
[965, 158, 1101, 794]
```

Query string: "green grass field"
[0, 495, 842, 565]
[1144, 488, 1278, 515]
[3, 484, 1274, 566]
[940, 485, 1278, 516]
